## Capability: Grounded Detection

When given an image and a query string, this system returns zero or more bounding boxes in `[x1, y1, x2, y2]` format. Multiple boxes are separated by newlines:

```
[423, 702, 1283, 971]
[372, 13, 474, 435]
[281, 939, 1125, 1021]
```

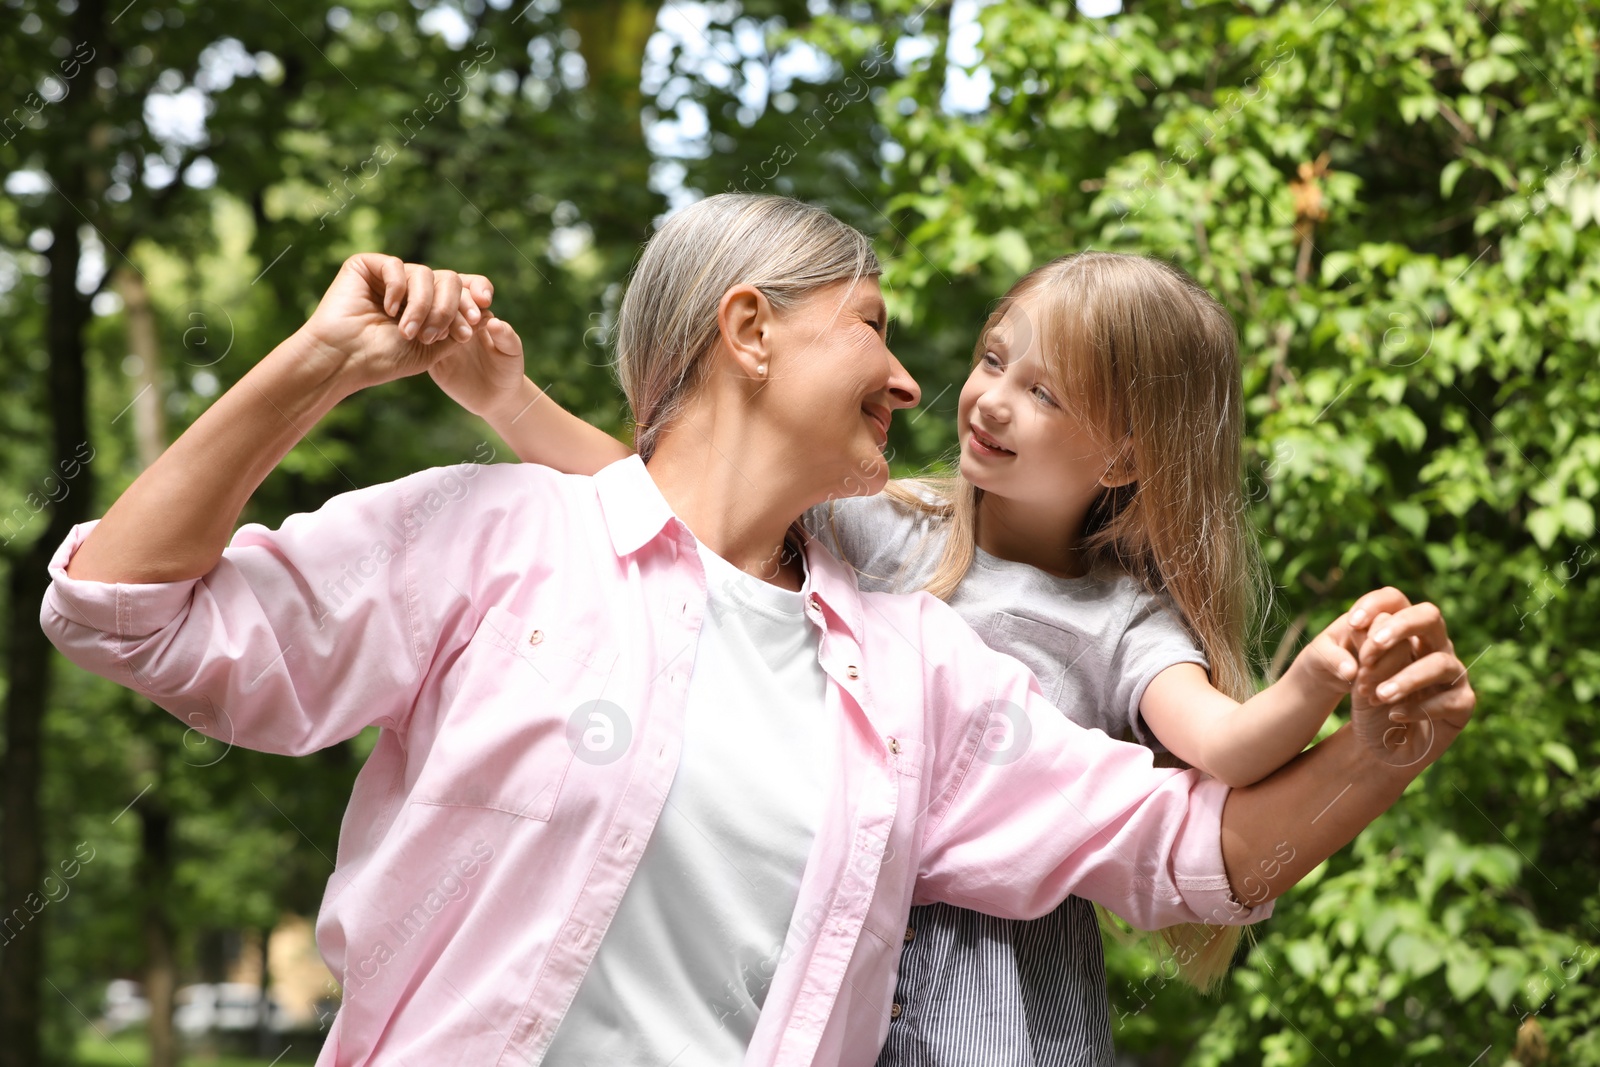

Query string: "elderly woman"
[42, 195, 1471, 1066]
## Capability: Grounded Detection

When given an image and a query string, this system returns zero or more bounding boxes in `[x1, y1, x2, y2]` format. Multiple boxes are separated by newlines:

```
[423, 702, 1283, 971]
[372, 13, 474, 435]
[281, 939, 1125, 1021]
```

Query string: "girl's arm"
[1139, 611, 1376, 788]
[482, 377, 633, 474]
[426, 325, 632, 475]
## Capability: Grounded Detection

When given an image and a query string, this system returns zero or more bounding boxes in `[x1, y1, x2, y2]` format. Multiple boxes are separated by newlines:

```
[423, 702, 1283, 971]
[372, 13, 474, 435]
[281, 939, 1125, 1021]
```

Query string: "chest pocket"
[981, 611, 1082, 710]
[411, 604, 617, 822]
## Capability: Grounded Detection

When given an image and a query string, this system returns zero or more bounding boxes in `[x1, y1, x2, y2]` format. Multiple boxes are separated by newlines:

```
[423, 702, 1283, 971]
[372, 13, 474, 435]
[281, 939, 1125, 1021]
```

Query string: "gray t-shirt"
[801, 483, 1207, 753]
[801, 483, 1214, 1067]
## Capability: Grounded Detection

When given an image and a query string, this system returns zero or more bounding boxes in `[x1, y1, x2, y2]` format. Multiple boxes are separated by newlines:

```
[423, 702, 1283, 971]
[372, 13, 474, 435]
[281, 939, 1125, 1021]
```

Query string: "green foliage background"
[1, 0, 1596, 1064]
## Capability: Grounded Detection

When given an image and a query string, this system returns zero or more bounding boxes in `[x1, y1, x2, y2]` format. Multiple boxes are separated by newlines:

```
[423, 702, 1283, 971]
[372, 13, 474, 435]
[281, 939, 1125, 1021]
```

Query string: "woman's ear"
[716, 283, 773, 380]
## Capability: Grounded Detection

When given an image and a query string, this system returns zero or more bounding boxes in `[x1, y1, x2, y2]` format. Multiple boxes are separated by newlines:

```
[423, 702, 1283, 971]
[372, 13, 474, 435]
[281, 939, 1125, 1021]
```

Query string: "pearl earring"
[757, 363, 767, 376]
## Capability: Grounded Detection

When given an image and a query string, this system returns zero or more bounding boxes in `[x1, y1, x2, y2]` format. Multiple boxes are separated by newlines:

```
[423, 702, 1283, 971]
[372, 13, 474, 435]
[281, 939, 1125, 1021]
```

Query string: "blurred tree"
[1, 0, 665, 1060]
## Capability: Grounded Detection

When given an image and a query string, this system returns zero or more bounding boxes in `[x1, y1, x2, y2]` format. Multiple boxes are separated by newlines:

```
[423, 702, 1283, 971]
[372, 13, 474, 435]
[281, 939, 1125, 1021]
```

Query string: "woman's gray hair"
[615, 193, 880, 461]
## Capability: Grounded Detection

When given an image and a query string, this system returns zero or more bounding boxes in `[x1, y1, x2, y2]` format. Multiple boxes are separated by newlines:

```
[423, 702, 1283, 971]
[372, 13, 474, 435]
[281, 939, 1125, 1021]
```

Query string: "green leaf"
[1390, 501, 1429, 538]
[1560, 497, 1595, 539]
[1399, 95, 1437, 125]
[1461, 55, 1516, 93]
[1388, 932, 1444, 978]
[1486, 963, 1525, 1011]
[991, 228, 1032, 275]
[1363, 905, 1403, 955]
[1541, 740, 1578, 776]
[1527, 506, 1561, 549]
[1388, 408, 1428, 452]
[1087, 94, 1118, 133]
[1284, 939, 1327, 980]
[1446, 952, 1490, 1001]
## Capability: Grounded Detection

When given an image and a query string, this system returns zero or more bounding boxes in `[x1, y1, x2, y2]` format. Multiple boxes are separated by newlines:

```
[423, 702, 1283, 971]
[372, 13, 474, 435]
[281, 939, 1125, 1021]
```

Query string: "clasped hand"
[1307, 587, 1476, 763]
[295, 253, 526, 421]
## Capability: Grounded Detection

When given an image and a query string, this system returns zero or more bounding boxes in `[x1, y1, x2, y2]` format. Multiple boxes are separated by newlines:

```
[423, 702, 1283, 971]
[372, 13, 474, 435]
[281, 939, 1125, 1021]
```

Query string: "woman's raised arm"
[65, 254, 505, 584]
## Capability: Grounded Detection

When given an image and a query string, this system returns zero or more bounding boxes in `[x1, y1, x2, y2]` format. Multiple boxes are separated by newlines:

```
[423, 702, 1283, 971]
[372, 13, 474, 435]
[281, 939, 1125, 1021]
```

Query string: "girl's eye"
[1031, 385, 1057, 407]
[981, 351, 1001, 368]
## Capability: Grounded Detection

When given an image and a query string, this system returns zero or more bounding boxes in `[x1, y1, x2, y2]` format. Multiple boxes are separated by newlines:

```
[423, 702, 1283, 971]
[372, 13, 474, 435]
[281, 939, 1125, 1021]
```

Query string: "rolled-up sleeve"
[915, 619, 1274, 931]
[40, 464, 488, 756]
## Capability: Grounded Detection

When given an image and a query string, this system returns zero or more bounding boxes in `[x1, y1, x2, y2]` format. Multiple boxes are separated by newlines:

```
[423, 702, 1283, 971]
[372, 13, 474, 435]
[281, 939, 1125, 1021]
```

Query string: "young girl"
[431, 247, 1443, 1065]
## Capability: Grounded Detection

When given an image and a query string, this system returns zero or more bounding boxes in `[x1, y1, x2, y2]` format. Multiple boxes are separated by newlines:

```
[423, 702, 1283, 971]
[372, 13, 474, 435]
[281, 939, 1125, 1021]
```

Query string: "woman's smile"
[862, 403, 891, 448]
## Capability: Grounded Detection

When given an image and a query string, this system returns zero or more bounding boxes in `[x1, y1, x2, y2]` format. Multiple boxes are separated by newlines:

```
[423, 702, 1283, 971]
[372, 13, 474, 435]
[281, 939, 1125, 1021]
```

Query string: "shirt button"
[904, 926, 915, 944]
[807, 594, 820, 609]
[890, 1002, 903, 1019]
[528, 630, 544, 646]
[846, 665, 859, 679]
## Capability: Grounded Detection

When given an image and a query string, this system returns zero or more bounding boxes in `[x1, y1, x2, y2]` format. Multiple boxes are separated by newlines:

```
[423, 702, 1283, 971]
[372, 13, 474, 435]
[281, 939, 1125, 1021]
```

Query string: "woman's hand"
[1345, 591, 1476, 764]
[1282, 587, 1475, 765]
[295, 253, 497, 394]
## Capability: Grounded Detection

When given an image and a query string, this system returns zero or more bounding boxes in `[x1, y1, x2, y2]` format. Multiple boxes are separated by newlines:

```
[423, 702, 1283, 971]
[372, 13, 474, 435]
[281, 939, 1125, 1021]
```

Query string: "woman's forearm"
[65, 329, 355, 584]
[485, 376, 634, 474]
[1217, 719, 1458, 907]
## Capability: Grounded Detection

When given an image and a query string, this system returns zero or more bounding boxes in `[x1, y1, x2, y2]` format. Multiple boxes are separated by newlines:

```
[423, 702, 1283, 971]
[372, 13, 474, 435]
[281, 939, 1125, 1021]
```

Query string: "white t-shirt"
[542, 537, 832, 1064]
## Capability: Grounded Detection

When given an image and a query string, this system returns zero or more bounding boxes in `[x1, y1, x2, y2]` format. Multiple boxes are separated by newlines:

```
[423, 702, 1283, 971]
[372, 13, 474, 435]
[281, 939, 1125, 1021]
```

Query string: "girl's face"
[955, 296, 1125, 508]
[765, 276, 921, 500]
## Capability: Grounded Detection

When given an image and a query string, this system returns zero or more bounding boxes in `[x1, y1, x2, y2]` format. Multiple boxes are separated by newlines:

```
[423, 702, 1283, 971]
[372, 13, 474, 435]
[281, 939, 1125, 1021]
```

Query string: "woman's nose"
[885, 351, 921, 409]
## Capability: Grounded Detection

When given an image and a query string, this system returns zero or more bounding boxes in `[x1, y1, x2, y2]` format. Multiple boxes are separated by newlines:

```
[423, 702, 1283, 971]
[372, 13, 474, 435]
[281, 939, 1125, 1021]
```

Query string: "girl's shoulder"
[801, 480, 951, 592]
[1093, 572, 1203, 656]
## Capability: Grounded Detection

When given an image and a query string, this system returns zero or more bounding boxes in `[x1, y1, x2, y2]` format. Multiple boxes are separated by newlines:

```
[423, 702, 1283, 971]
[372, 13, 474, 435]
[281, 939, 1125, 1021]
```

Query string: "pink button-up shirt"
[41, 455, 1270, 1067]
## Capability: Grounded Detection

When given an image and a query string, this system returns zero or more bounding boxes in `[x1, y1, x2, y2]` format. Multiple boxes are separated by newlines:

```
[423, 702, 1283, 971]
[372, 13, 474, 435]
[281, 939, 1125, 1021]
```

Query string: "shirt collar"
[592, 454, 678, 558]
[590, 454, 866, 644]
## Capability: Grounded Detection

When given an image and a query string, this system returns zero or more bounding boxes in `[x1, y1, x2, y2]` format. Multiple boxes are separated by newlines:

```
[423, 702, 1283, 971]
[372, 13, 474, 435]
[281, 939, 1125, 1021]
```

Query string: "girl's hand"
[428, 305, 529, 424]
[1285, 612, 1366, 705]
[295, 254, 496, 393]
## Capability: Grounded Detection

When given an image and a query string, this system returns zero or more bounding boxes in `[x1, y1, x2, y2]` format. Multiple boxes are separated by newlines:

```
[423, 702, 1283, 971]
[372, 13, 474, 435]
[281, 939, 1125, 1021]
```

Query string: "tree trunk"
[256, 922, 275, 1058]
[0, 182, 94, 1067]
[139, 800, 177, 1067]
[115, 269, 168, 468]
[118, 268, 182, 1067]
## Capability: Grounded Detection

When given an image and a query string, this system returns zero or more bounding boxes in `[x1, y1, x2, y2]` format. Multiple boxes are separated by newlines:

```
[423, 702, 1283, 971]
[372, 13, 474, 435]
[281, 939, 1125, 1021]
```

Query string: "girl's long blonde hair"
[885, 251, 1269, 993]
